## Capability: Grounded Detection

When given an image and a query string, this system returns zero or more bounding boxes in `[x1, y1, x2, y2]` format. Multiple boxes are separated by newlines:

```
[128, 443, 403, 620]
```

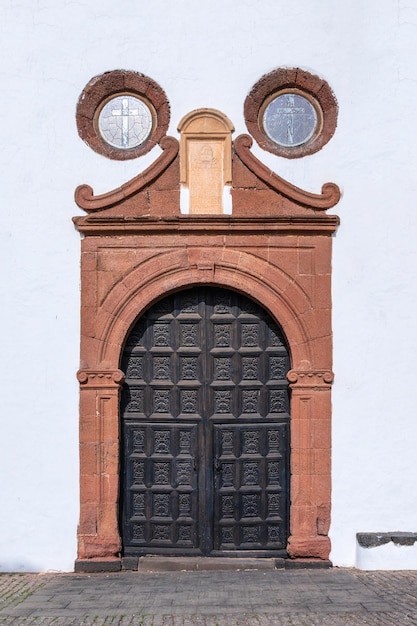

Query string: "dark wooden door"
[121, 287, 290, 557]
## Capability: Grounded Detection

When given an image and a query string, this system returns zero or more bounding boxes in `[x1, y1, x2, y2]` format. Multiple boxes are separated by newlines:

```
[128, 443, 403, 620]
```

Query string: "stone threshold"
[75, 557, 332, 573]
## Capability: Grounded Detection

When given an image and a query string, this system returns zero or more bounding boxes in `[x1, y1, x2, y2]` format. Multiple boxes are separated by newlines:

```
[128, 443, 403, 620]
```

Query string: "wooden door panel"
[213, 423, 289, 553]
[121, 287, 290, 556]
[123, 422, 200, 553]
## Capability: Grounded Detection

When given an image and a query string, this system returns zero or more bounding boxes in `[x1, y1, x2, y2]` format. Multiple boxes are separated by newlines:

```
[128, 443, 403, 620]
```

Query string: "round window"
[97, 95, 154, 150]
[261, 91, 320, 148]
[244, 68, 338, 158]
[76, 70, 170, 160]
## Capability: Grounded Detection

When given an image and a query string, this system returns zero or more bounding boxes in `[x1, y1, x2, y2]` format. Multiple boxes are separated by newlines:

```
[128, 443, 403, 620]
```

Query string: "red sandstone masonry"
[73, 129, 340, 564]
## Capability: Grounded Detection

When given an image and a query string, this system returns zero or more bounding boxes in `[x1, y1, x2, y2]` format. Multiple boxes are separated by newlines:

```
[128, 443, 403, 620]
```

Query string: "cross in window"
[276, 95, 304, 145]
[111, 98, 139, 147]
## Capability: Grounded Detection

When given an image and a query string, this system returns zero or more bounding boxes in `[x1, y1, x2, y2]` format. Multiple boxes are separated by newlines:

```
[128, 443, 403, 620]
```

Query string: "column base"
[287, 535, 331, 560]
[74, 557, 121, 573]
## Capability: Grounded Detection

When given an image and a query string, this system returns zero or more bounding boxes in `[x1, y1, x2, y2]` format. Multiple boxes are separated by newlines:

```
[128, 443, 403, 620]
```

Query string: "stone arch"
[94, 248, 313, 371]
[76, 242, 333, 567]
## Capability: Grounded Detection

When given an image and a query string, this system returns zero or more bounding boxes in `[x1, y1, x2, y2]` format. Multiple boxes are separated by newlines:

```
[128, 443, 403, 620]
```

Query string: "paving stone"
[138, 557, 278, 572]
[0, 569, 417, 625]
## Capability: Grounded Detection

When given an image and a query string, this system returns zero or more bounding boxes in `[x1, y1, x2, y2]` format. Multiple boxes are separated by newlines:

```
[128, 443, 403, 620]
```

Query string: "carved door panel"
[121, 287, 290, 556]
[213, 423, 289, 553]
[122, 422, 199, 551]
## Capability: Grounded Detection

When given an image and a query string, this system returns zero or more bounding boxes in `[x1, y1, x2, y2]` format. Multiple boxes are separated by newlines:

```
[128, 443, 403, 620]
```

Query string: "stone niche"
[177, 109, 234, 214]
[73, 108, 340, 570]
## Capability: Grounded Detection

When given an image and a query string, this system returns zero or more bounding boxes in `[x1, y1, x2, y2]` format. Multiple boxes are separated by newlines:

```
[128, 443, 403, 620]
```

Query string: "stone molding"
[73, 214, 340, 236]
[234, 135, 340, 209]
[77, 369, 125, 388]
[287, 369, 335, 388]
[74, 136, 179, 212]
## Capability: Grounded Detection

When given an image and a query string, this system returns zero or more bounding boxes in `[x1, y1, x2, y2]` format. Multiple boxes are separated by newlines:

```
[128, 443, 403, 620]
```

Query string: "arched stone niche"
[73, 109, 340, 571]
[177, 109, 234, 215]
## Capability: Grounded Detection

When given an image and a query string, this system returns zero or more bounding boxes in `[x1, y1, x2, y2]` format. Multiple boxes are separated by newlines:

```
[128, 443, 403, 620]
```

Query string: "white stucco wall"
[1, 0, 416, 571]
[356, 540, 417, 571]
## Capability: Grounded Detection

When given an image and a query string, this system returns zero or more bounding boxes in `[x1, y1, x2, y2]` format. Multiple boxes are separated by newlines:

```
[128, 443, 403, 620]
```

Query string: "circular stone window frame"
[76, 70, 170, 160]
[244, 68, 338, 159]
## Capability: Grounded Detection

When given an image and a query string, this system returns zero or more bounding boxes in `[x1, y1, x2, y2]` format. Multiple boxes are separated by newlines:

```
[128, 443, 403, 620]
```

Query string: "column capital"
[77, 369, 125, 388]
[287, 369, 334, 389]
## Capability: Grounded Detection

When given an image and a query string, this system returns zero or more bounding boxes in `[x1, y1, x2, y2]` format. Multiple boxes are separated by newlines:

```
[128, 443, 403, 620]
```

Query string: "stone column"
[76, 369, 124, 561]
[286, 369, 333, 560]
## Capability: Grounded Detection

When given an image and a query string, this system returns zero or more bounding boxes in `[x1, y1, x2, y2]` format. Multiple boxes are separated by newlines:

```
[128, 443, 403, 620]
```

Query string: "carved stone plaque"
[178, 109, 234, 214]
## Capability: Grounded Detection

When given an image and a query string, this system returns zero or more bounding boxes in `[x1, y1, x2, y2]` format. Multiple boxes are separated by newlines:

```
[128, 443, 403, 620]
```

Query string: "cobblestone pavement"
[1, 568, 417, 625]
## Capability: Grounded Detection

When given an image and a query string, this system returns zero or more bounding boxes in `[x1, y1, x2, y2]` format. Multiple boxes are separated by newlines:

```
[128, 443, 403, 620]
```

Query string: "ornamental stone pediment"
[74, 109, 340, 227]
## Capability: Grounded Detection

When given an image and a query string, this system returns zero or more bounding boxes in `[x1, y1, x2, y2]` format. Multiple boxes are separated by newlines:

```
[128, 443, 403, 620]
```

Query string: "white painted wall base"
[356, 541, 417, 571]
